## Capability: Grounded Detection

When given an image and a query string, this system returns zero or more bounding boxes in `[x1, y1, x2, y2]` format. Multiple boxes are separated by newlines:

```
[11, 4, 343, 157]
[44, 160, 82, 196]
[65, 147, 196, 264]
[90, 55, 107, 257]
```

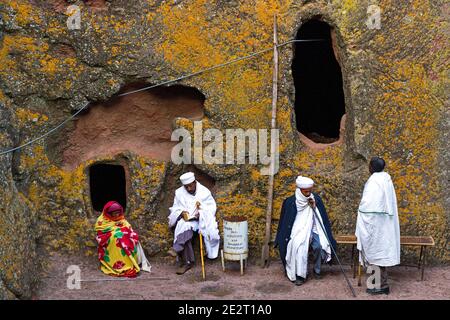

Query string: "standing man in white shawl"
[275, 176, 336, 286]
[168, 172, 220, 275]
[356, 157, 400, 295]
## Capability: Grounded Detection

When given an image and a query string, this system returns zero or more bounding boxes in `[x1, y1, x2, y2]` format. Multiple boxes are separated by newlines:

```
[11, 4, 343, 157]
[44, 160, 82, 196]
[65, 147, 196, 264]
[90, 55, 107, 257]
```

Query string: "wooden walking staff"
[193, 201, 206, 280]
[261, 14, 279, 268]
[199, 233, 206, 280]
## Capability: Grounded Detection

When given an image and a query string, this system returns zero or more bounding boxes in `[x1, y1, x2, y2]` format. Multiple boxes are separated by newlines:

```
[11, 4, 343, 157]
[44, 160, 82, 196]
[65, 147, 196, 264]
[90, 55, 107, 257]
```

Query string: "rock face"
[0, 1, 448, 299]
[0, 101, 39, 299]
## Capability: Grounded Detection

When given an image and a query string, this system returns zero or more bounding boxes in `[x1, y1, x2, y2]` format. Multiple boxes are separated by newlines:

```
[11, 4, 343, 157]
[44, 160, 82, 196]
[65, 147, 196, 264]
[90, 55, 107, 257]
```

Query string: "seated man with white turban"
[275, 176, 336, 285]
[168, 172, 220, 275]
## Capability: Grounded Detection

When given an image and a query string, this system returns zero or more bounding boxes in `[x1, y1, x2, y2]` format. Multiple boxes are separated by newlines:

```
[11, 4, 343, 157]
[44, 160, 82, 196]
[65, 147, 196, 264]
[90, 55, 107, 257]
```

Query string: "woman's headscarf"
[102, 201, 124, 221]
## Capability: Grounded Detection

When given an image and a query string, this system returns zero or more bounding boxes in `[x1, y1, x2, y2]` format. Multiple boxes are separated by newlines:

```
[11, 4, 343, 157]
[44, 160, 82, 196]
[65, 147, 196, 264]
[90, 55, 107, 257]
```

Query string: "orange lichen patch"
[157, 0, 294, 128]
[372, 0, 438, 61]
[0, 89, 6, 104]
[110, 46, 121, 57]
[23, 145, 93, 253]
[239, 0, 295, 39]
[372, 55, 445, 255]
[4, 0, 42, 26]
[240, 0, 293, 39]
[63, 57, 78, 69]
[39, 57, 59, 75]
[147, 221, 171, 247]
[279, 144, 345, 224]
[85, 12, 148, 65]
[45, 18, 68, 38]
[127, 157, 168, 220]
[272, 171, 295, 220]
[292, 144, 344, 174]
[0, 33, 83, 84]
[158, 2, 222, 70]
[250, 167, 265, 183]
[216, 189, 266, 245]
[341, 0, 358, 12]
[0, 35, 46, 74]
[91, 14, 132, 35]
[15, 108, 49, 125]
[330, 0, 363, 43]
[40, 55, 83, 78]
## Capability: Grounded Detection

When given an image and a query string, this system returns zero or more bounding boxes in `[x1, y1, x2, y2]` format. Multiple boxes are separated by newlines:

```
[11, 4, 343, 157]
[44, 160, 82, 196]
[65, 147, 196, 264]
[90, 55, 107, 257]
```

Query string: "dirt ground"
[34, 253, 450, 300]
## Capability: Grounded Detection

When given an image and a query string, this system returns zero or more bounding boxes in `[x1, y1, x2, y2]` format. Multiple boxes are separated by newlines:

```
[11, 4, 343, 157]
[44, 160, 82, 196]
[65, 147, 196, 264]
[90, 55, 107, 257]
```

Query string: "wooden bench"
[335, 235, 435, 284]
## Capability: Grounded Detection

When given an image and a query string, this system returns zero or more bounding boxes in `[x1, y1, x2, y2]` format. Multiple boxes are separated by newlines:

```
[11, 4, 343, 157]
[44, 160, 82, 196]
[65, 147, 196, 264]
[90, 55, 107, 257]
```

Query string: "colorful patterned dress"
[94, 201, 140, 277]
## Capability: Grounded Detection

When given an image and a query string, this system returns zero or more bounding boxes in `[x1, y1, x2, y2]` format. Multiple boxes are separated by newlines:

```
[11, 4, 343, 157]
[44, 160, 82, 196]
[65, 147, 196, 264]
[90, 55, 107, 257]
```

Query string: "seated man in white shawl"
[355, 157, 400, 295]
[275, 176, 336, 286]
[168, 172, 220, 275]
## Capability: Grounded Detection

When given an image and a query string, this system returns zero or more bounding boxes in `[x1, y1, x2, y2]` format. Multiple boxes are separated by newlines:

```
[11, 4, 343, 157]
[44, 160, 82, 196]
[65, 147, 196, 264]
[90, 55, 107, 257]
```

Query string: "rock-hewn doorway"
[292, 20, 346, 144]
[89, 163, 127, 212]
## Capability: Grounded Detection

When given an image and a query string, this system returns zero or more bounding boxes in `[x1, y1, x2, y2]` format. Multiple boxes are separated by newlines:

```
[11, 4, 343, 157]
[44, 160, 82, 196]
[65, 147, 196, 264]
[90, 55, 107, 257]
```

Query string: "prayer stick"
[312, 208, 357, 297]
[200, 233, 206, 280]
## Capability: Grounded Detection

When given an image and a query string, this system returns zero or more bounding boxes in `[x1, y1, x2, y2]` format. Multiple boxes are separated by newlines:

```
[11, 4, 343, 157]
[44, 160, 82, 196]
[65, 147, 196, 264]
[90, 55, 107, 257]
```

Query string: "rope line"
[0, 39, 323, 156]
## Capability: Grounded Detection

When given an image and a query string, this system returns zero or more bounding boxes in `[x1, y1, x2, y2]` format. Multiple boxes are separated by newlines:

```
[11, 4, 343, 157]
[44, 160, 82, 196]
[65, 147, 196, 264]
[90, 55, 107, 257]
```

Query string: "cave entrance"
[292, 20, 346, 144]
[89, 163, 127, 212]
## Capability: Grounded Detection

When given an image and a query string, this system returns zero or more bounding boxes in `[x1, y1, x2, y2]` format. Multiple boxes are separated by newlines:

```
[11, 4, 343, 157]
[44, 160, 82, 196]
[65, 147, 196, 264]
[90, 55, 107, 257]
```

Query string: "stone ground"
[34, 253, 450, 300]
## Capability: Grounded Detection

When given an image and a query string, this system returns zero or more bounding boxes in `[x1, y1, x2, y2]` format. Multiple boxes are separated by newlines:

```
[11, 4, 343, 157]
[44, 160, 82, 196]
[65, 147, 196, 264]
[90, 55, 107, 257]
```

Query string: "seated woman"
[94, 201, 151, 277]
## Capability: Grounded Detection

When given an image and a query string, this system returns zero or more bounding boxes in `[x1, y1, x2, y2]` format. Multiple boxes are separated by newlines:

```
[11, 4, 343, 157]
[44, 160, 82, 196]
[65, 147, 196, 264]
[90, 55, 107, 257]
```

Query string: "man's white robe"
[355, 171, 400, 267]
[285, 189, 331, 280]
[168, 181, 220, 259]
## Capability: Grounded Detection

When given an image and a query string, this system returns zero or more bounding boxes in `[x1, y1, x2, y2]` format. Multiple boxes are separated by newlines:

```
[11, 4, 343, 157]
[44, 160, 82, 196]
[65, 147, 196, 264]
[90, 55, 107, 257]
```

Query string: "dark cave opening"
[292, 20, 346, 143]
[89, 163, 127, 212]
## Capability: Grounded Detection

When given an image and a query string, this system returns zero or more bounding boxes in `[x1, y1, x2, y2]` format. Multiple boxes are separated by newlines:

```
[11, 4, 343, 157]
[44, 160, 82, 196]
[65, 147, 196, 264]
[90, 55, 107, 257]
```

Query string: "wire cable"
[0, 38, 323, 156]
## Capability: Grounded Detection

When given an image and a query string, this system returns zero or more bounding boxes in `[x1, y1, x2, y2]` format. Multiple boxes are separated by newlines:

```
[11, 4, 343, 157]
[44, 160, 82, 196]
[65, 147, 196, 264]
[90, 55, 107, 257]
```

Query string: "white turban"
[296, 176, 314, 189]
[180, 172, 195, 185]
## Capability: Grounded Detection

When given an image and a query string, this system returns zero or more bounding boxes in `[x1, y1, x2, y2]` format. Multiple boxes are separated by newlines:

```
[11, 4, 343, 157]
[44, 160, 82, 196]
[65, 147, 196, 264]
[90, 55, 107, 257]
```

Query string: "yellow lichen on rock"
[4, 0, 42, 27]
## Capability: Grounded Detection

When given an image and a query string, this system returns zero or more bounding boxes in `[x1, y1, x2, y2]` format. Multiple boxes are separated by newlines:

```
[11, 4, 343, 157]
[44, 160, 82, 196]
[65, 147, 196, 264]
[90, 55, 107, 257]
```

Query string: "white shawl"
[285, 189, 331, 280]
[168, 181, 220, 259]
[355, 171, 400, 267]
[136, 242, 151, 272]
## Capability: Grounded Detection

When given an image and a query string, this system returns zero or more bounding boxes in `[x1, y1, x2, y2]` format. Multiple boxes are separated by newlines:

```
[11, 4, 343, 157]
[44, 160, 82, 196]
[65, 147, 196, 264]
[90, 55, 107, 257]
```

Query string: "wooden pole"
[421, 247, 426, 281]
[261, 14, 279, 268]
[199, 233, 206, 280]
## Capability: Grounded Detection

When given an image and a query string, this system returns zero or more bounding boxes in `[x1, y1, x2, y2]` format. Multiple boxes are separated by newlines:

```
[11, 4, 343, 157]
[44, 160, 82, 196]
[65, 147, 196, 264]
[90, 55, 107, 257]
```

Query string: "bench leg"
[221, 249, 225, 272]
[418, 246, 424, 269]
[351, 244, 356, 279]
[421, 247, 427, 281]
